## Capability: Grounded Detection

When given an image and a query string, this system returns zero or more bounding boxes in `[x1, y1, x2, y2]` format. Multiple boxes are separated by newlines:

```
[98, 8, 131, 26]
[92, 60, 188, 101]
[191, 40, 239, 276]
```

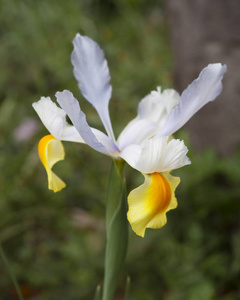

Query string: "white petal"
[71, 33, 115, 141]
[137, 87, 179, 127]
[117, 88, 179, 150]
[129, 136, 191, 174]
[158, 63, 227, 136]
[119, 144, 142, 167]
[32, 97, 85, 143]
[56, 90, 118, 156]
[117, 118, 159, 150]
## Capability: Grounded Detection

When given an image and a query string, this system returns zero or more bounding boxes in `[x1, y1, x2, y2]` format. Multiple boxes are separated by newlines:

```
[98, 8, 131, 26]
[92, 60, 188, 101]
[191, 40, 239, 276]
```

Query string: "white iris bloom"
[33, 33, 226, 237]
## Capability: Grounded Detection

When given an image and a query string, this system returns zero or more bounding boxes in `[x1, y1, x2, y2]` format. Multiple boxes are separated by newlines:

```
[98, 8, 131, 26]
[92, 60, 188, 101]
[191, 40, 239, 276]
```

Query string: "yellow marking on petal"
[38, 134, 66, 192]
[127, 172, 180, 237]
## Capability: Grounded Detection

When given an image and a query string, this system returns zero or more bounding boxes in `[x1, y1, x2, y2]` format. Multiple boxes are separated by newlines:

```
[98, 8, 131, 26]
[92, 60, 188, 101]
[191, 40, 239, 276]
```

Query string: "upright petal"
[158, 63, 227, 136]
[33, 97, 85, 143]
[127, 136, 191, 174]
[71, 33, 115, 141]
[117, 118, 159, 150]
[56, 90, 119, 156]
[117, 88, 179, 150]
[137, 87, 179, 127]
[127, 172, 180, 237]
[38, 135, 66, 192]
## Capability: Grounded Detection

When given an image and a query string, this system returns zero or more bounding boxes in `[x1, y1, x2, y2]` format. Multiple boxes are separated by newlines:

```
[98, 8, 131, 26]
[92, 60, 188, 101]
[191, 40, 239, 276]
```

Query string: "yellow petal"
[127, 172, 180, 237]
[38, 134, 66, 192]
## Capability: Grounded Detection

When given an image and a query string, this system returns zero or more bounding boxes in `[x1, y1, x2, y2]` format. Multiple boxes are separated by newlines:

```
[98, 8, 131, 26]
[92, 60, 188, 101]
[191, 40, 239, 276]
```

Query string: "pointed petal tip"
[72, 32, 87, 44]
[205, 63, 227, 79]
[74, 32, 81, 39]
[208, 62, 227, 70]
[72, 33, 96, 49]
[72, 33, 84, 49]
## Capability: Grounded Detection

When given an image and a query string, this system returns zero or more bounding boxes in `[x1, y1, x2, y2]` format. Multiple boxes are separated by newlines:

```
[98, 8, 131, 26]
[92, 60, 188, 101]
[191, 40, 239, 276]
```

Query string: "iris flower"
[33, 33, 226, 237]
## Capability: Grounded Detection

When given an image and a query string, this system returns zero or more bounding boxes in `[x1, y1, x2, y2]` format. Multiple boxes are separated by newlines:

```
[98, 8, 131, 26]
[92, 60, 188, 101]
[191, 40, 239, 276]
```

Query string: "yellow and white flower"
[33, 33, 226, 236]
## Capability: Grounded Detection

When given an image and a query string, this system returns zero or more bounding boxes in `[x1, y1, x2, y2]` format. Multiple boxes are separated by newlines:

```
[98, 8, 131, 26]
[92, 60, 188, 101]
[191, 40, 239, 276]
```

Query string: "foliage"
[0, 0, 239, 299]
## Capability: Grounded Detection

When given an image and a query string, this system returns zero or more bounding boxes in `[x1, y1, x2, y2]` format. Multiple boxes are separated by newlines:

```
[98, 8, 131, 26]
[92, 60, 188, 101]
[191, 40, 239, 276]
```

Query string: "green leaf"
[102, 160, 128, 300]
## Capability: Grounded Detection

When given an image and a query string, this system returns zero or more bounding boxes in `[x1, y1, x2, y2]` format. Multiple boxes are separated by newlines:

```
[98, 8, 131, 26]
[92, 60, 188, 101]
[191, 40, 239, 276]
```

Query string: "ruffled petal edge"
[127, 172, 180, 237]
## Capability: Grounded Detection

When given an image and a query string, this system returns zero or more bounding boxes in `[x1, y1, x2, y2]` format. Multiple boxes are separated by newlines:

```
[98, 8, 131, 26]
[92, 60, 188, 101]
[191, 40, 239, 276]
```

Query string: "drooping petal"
[127, 172, 180, 237]
[71, 33, 115, 141]
[33, 96, 85, 143]
[38, 134, 66, 192]
[137, 87, 179, 127]
[158, 63, 227, 136]
[56, 90, 119, 156]
[127, 136, 191, 174]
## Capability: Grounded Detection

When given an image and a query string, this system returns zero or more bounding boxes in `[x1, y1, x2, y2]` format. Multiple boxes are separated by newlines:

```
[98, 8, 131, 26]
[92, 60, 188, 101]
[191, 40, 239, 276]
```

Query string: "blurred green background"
[0, 0, 240, 299]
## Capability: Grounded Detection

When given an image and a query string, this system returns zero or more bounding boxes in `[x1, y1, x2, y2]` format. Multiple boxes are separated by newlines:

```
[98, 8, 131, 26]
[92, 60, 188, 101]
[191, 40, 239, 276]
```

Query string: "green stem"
[0, 243, 24, 300]
[102, 160, 128, 300]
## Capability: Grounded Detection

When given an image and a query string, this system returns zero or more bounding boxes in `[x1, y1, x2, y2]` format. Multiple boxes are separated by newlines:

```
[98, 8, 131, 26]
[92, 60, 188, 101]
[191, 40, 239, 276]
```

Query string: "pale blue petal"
[71, 33, 115, 141]
[158, 63, 227, 136]
[56, 90, 119, 156]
